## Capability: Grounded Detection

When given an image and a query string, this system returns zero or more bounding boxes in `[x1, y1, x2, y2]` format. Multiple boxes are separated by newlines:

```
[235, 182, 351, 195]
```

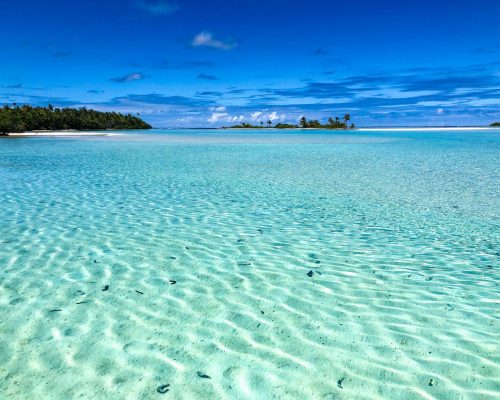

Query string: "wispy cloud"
[191, 32, 237, 50]
[197, 73, 219, 81]
[136, 0, 178, 15]
[110, 72, 147, 83]
[4, 83, 23, 89]
[195, 91, 223, 96]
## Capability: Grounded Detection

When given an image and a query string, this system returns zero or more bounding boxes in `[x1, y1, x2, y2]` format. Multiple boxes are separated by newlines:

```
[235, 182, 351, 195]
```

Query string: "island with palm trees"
[225, 114, 355, 129]
[0, 104, 152, 135]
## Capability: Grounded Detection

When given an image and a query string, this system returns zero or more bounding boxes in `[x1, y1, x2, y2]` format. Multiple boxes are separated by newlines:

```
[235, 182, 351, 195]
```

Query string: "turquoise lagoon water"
[0, 128, 499, 399]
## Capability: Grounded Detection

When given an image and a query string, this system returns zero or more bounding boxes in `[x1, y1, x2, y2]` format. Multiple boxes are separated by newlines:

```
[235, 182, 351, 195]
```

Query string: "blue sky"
[1, 0, 499, 127]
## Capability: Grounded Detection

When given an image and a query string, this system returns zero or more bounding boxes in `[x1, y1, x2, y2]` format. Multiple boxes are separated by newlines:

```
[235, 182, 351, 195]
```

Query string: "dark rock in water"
[9, 298, 23, 305]
[236, 239, 245, 243]
[237, 261, 251, 266]
[169, 280, 176, 285]
[197, 371, 211, 379]
[49, 309, 62, 312]
[425, 277, 433, 281]
[307, 270, 313, 277]
[157, 384, 170, 394]
[257, 228, 263, 234]
[169, 256, 177, 260]
[337, 377, 345, 388]
[76, 301, 88, 305]
[75, 289, 85, 296]
[309, 253, 319, 260]
[102, 285, 109, 291]
[428, 378, 434, 386]
[135, 290, 144, 294]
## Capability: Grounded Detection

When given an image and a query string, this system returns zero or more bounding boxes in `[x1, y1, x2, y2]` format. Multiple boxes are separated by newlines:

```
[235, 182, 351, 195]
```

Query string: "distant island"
[490, 122, 500, 127]
[0, 104, 152, 135]
[224, 114, 355, 130]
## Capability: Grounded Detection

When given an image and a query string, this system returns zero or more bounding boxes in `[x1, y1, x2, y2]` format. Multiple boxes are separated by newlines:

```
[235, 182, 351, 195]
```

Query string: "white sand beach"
[4, 130, 117, 137]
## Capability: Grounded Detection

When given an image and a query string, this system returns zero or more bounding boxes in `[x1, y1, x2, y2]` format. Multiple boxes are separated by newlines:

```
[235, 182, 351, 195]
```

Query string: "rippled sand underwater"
[0, 129, 499, 399]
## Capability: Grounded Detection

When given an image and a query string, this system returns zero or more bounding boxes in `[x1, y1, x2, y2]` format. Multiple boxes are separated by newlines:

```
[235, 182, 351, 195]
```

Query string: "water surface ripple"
[0, 129, 499, 399]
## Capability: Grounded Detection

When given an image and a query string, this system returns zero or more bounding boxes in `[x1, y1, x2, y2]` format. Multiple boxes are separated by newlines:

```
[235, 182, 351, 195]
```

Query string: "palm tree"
[328, 117, 335, 126]
[335, 116, 340, 125]
[343, 113, 351, 127]
[267, 119, 272, 128]
[299, 116, 308, 128]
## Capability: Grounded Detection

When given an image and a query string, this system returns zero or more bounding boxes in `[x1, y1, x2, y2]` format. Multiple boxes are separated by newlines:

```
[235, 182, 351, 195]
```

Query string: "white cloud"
[209, 106, 227, 112]
[249, 111, 285, 122]
[250, 112, 263, 120]
[268, 111, 280, 121]
[208, 112, 229, 123]
[207, 112, 244, 124]
[110, 72, 147, 83]
[191, 32, 236, 50]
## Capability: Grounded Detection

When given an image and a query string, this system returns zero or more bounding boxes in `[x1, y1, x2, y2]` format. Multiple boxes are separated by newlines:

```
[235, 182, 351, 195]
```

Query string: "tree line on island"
[0, 104, 152, 134]
[490, 122, 500, 127]
[226, 114, 355, 129]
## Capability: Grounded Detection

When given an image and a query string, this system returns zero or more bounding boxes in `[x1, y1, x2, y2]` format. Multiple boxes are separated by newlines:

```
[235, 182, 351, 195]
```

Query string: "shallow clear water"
[0, 129, 499, 399]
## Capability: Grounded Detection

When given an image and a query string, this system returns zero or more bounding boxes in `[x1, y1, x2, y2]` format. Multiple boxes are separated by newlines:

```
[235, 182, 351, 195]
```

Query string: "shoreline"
[216, 126, 495, 131]
[1, 126, 496, 137]
[1, 130, 123, 137]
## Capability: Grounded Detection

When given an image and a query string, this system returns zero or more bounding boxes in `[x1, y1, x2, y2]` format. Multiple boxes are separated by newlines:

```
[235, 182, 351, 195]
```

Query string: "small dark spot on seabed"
[428, 378, 434, 386]
[102, 285, 109, 291]
[337, 377, 345, 388]
[197, 371, 211, 379]
[237, 261, 251, 266]
[157, 384, 170, 393]
[169, 280, 176, 285]
[135, 290, 144, 294]
[94, 259, 97, 263]
[49, 309, 62, 312]
[425, 277, 433, 281]
[169, 256, 176, 260]
[75, 289, 85, 296]
[307, 270, 313, 277]
[76, 301, 88, 305]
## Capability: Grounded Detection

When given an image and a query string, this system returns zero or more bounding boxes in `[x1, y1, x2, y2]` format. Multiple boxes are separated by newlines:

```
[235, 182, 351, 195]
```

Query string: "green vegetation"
[0, 104, 152, 134]
[226, 114, 355, 129]
[490, 122, 500, 127]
